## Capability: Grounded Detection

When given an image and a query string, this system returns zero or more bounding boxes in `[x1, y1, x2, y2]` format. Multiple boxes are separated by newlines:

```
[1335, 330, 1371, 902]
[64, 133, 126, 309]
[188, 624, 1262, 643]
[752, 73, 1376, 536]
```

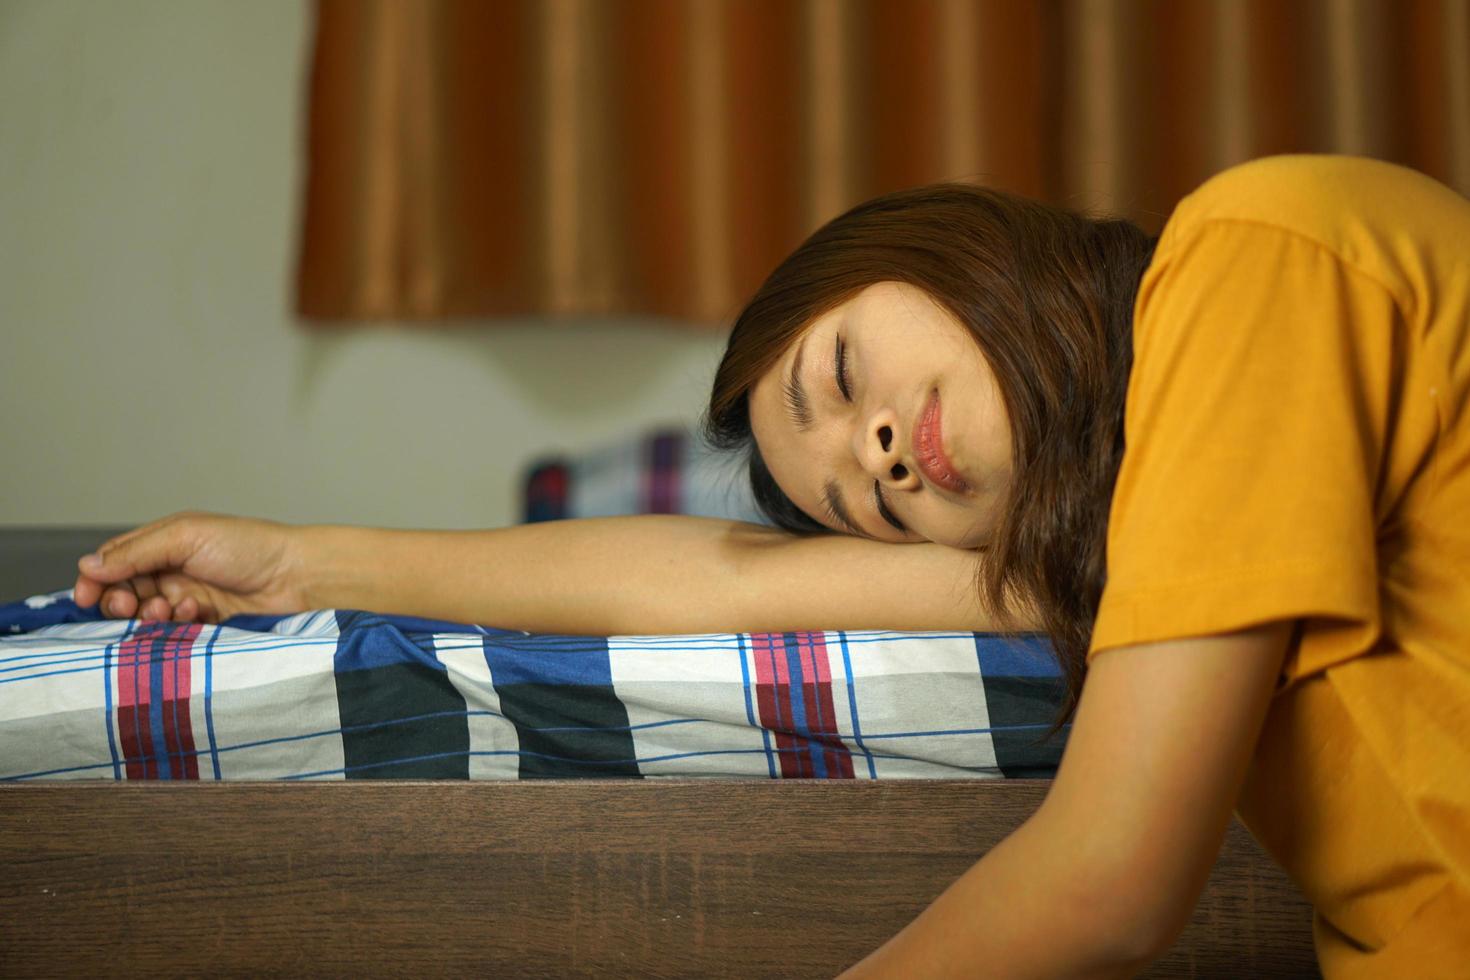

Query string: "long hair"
[703, 183, 1156, 721]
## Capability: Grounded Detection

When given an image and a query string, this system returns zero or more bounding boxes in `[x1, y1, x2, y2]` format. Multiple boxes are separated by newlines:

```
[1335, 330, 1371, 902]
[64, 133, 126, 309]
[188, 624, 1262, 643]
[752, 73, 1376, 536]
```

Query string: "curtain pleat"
[296, 0, 1470, 326]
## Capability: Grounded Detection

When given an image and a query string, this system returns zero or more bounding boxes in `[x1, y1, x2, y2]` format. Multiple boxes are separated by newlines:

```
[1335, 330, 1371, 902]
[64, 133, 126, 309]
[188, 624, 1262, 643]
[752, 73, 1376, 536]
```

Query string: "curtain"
[296, 0, 1470, 326]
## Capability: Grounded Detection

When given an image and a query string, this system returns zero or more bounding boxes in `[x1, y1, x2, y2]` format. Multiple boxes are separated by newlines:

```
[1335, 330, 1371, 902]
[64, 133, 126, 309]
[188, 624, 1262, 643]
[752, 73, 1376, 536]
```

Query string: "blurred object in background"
[297, 0, 1470, 326]
[523, 427, 761, 524]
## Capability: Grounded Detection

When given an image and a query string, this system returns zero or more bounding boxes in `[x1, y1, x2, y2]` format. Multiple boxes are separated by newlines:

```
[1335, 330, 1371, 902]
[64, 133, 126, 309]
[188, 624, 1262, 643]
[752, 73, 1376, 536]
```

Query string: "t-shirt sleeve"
[1090, 219, 1401, 671]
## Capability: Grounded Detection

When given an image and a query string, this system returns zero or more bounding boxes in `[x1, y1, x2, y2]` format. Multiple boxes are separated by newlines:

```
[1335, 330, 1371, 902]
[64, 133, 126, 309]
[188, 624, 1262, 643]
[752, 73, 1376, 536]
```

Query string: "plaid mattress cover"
[1, 590, 1067, 781]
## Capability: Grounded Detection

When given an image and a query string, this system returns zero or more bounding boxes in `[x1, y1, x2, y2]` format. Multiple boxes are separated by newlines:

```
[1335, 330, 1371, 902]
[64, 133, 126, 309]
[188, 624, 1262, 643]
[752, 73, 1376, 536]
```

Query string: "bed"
[0, 466, 1319, 976]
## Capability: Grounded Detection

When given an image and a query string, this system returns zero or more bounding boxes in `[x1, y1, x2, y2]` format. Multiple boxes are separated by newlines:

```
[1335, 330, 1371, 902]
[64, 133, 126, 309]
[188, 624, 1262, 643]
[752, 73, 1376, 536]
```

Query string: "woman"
[73, 155, 1468, 977]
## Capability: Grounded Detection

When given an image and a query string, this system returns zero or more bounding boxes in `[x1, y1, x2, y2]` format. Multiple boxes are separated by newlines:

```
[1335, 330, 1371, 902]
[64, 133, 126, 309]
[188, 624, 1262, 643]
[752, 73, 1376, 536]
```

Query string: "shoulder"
[1157, 155, 1469, 277]
[1172, 155, 1441, 228]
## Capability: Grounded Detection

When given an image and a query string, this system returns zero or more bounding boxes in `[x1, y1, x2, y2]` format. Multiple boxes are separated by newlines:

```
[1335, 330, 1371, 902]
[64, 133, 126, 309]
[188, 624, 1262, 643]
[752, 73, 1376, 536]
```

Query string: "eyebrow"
[782, 336, 814, 432]
[822, 479, 874, 541]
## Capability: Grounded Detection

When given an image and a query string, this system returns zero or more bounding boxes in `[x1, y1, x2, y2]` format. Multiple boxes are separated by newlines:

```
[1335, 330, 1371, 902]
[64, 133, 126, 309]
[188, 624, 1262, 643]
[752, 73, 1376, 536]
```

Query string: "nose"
[852, 409, 920, 490]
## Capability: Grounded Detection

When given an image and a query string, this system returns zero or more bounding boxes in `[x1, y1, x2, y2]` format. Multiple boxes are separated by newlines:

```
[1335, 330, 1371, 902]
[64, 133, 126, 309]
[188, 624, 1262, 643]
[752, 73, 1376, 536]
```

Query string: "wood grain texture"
[0, 781, 1317, 978]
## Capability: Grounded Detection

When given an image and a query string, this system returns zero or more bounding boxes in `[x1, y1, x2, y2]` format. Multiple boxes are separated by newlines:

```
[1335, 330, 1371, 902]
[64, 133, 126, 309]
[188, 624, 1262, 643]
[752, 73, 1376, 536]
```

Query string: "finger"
[98, 512, 193, 553]
[80, 520, 198, 584]
[139, 595, 173, 622]
[78, 517, 173, 575]
[124, 576, 162, 620]
[156, 573, 217, 624]
[110, 573, 155, 605]
[74, 574, 102, 609]
[173, 595, 200, 623]
[130, 573, 168, 621]
[102, 584, 139, 619]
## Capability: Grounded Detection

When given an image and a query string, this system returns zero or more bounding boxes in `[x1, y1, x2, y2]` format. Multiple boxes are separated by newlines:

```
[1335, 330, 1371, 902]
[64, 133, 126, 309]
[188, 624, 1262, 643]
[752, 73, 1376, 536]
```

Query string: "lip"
[913, 390, 970, 494]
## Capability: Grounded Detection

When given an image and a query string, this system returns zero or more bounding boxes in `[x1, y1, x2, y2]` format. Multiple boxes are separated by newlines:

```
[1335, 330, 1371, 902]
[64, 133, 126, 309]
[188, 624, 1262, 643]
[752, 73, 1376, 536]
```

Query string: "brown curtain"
[296, 0, 1470, 327]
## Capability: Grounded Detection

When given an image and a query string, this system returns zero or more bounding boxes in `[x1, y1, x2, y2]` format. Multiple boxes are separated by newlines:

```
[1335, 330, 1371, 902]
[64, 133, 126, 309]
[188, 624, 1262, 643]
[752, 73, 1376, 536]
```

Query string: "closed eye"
[874, 482, 906, 533]
[835, 333, 852, 402]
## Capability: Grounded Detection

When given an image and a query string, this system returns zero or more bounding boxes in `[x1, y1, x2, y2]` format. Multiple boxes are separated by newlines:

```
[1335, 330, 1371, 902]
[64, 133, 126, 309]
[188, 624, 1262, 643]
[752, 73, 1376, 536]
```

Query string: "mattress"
[1, 590, 1067, 781]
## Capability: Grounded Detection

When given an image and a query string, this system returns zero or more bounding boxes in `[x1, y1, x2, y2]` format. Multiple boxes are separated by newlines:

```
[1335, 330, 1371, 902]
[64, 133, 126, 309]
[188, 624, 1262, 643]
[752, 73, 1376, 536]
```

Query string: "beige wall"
[0, 0, 729, 528]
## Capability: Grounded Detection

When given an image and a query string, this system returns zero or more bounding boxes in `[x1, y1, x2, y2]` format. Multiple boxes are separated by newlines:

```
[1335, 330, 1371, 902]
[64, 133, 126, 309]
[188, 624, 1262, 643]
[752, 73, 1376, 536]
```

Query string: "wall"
[0, 0, 730, 528]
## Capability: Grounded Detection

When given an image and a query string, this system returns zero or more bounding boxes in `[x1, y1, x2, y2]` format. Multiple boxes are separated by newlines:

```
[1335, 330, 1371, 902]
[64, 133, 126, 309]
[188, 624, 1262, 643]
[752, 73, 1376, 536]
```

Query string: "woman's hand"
[73, 511, 309, 623]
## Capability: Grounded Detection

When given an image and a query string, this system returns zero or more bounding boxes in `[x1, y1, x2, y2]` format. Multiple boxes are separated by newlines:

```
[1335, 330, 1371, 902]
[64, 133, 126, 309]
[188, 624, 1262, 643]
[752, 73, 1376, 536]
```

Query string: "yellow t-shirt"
[1089, 155, 1470, 977]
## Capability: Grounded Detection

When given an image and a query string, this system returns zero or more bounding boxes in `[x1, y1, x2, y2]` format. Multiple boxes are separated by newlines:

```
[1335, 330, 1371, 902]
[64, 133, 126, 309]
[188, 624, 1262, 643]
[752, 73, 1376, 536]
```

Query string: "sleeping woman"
[73, 154, 1468, 978]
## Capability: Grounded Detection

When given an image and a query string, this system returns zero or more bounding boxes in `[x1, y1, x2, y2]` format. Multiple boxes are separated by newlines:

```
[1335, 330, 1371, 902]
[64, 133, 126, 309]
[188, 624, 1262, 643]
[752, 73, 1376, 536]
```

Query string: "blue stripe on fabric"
[217, 613, 295, 632]
[2, 610, 987, 661]
[779, 634, 801, 727]
[3, 717, 1045, 782]
[204, 625, 221, 780]
[0, 627, 344, 666]
[146, 628, 172, 780]
[787, 633, 827, 778]
[102, 634, 120, 780]
[859, 723, 1068, 739]
[805, 634, 832, 779]
[973, 633, 1059, 677]
[169, 629, 183, 778]
[0, 629, 341, 656]
[0, 641, 142, 666]
[780, 632, 834, 779]
[0, 633, 732, 667]
[0, 638, 340, 685]
[0, 628, 992, 682]
[128, 636, 144, 779]
[481, 633, 615, 686]
[479, 630, 636, 779]
[333, 610, 447, 673]
[838, 631, 876, 779]
[2, 707, 732, 779]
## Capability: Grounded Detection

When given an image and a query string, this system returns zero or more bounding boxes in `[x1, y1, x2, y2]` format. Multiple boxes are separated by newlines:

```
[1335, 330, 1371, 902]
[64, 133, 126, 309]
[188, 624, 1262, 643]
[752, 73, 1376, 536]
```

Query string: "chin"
[924, 528, 987, 551]
[948, 523, 994, 551]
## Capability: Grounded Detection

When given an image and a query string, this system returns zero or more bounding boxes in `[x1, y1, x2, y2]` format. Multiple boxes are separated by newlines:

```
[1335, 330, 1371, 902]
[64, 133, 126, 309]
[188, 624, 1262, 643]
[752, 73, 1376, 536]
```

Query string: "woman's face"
[749, 281, 1013, 550]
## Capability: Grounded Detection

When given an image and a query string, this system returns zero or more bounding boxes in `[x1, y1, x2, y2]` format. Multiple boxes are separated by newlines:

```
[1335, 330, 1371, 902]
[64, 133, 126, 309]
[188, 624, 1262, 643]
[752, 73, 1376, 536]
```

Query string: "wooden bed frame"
[0, 781, 1318, 977]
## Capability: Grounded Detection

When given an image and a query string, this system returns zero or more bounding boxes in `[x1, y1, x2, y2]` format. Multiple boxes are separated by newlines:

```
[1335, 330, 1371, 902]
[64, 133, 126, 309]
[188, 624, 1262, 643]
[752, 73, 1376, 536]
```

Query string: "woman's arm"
[840, 623, 1292, 978]
[75, 511, 1021, 634]
[301, 516, 1007, 634]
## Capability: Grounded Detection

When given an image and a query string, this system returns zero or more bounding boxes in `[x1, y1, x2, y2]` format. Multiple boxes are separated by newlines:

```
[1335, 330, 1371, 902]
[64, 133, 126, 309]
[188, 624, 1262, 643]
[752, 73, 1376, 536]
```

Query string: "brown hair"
[703, 183, 1156, 722]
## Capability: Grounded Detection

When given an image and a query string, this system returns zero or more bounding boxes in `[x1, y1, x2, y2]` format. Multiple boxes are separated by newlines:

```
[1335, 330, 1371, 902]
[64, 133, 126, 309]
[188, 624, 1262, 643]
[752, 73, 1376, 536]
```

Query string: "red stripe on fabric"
[116, 631, 158, 778]
[116, 635, 139, 708]
[771, 634, 791, 687]
[783, 731, 812, 778]
[773, 731, 805, 778]
[751, 634, 800, 777]
[116, 706, 143, 781]
[160, 626, 202, 780]
[750, 633, 784, 744]
[175, 626, 201, 779]
[750, 632, 856, 779]
[115, 624, 205, 780]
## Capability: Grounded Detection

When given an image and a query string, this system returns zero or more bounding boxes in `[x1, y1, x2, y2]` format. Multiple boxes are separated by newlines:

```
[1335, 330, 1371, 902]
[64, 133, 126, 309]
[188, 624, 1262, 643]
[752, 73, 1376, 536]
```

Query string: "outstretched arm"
[299, 515, 1009, 634]
[74, 511, 1024, 635]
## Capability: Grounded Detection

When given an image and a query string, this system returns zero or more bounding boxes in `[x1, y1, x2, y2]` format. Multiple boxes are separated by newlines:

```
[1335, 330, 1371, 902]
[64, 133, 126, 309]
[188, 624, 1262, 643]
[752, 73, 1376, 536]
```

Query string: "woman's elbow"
[1072, 863, 1197, 971]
